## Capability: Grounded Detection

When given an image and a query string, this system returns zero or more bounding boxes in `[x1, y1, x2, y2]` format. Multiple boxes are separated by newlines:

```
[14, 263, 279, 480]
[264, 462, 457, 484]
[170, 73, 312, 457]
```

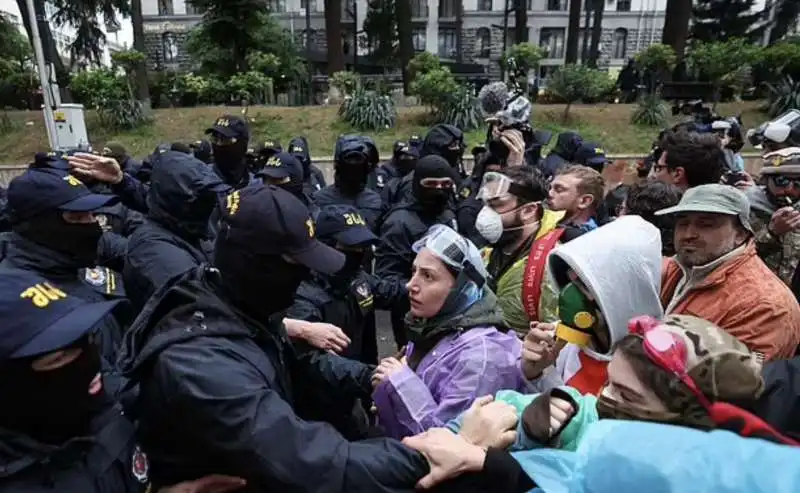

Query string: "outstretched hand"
[67, 152, 124, 185]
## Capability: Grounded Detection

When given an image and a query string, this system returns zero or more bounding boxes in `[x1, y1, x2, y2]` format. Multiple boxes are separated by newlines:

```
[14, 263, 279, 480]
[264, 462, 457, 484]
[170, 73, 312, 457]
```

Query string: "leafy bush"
[766, 75, 800, 118]
[408, 52, 441, 80]
[331, 71, 360, 97]
[439, 85, 482, 131]
[635, 43, 677, 74]
[687, 39, 762, 104]
[0, 71, 38, 109]
[69, 69, 128, 108]
[761, 42, 800, 82]
[339, 85, 396, 131]
[631, 93, 669, 127]
[97, 99, 150, 130]
[411, 67, 460, 111]
[226, 71, 274, 104]
[547, 65, 614, 121]
[501, 43, 545, 75]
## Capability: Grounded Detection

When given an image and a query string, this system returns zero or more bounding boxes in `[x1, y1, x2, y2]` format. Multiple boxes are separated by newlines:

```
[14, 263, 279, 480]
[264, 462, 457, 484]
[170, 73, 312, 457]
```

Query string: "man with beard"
[375, 155, 459, 349]
[117, 185, 428, 492]
[747, 148, 800, 288]
[205, 115, 258, 190]
[0, 168, 130, 364]
[314, 135, 383, 231]
[368, 140, 418, 193]
[288, 136, 327, 196]
[474, 166, 567, 336]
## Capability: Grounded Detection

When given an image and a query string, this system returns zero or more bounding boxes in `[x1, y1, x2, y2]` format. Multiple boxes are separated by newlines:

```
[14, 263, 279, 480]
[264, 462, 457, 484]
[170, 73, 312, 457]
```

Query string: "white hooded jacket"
[547, 216, 664, 384]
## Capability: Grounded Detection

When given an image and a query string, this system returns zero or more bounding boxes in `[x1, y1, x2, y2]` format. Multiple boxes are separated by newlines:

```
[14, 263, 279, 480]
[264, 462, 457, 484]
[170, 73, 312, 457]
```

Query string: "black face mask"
[215, 239, 309, 322]
[213, 141, 249, 185]
[0, 337, 103, 444]
[15, 212, 103, 267]
[417, 188, 451, 213]
[334, 161, 369, 196]
[395, 157, 417, 176]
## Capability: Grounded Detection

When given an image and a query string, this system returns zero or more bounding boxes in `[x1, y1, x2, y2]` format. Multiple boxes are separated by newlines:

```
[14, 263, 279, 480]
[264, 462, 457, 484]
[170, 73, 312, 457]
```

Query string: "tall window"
[438, 28, 457, 58]
[613, 28, 628, 58]
[616, 0, 631, 11]
[411, 0, 428, 17]
[267, 0, 287, 12]
[547, 0, 567, 10]
[539, 28, 565, 58]
[439, 0, 459, 18]
[413, 27, 426, 52]
[158, 0, 174, 15]
[162, 33, 178, 63]
[476, 27, 491, 58]
[478, 0, 492, 11]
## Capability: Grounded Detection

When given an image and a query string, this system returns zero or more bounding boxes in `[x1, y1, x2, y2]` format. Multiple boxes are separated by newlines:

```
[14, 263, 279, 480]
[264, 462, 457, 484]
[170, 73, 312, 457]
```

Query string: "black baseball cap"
[315, 204, 378, 247]
[205, 115, 250, 141]
[574, 142, 608, 168]
[0, 270, 120, 360]
[257, 152, 303, 182]
[7, 168, 119, 221]
[220, 184, 345, 274]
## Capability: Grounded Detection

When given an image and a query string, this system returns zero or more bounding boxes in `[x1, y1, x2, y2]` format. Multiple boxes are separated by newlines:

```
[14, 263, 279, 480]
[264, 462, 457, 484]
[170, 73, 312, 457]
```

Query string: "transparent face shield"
[411, 224, 487, 287]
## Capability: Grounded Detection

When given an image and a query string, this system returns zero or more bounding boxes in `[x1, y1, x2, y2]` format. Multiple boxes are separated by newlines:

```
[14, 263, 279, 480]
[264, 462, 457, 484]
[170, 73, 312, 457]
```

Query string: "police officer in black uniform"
[368, 140, 418, 194]
[0, 167, 130, 364]
[255, 151, 309, 205]
[205, 115, 257, 189]
[289, 204, 406, 363]
[247, 139, 282, 174]
[288, 137, 327, 196]
[0, 270, 247, 493]
[190, 139, 214, 164]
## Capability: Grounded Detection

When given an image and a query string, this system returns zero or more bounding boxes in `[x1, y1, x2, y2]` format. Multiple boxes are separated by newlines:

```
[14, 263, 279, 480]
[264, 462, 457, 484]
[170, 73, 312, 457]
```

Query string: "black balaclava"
[413, 155, 456, 215]
[0, 336, 104, 444]
[214, 236, 309, 323]
[213, 138, 249, 186]
[14, 211, 102, 267]
[422, 124, 464, 173]
[334, 152, 370, 197]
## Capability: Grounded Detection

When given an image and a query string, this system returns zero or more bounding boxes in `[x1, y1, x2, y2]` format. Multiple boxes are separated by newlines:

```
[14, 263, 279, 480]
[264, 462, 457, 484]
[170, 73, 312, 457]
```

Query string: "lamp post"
[26, 0, 57, 149]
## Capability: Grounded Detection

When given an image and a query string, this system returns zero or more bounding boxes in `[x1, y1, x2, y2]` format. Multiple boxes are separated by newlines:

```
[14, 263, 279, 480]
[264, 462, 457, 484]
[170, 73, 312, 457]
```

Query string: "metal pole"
[352, 0, 357, 73]
[501, 0, 509, 80]
[306, 0, 313, 104]
[26, 0, 57, 150]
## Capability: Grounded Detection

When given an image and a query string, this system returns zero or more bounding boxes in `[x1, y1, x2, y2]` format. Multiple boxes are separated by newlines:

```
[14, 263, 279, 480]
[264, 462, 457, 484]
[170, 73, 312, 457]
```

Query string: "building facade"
[142, 0, 666, 78]
[0, 0, 132, 66]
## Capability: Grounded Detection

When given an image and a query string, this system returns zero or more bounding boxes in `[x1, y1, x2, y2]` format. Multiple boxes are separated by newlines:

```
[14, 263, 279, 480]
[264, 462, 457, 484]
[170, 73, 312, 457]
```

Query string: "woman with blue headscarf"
[372, 224, 525, 439]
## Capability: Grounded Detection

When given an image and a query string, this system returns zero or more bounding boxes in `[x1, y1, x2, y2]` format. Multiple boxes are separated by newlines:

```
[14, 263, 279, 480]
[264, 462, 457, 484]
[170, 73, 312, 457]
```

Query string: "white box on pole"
[47, 103, 90, 151]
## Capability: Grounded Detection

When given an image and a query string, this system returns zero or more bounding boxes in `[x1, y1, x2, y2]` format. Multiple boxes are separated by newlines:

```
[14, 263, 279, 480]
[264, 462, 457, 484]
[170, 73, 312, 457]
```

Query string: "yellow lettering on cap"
[265, 141, 274, 147]
[63, 175, 83, 187]
[265, 156, 282, 167]
[216, 118, 230, 127]
[343, 213, 366, 226]
[291, 145, 303, 153]
[226, 190, 240, 216]
[21, 283, 67, 308]
[594, 148, 606, 155]
[306, 218, 315, 238]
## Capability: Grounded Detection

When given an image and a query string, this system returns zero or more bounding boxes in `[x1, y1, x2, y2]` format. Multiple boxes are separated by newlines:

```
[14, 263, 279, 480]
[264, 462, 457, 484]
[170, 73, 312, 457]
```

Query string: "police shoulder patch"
[84, 267, 106, 286]
[131, 445, 149, 483]
[460, 187, 471, 198]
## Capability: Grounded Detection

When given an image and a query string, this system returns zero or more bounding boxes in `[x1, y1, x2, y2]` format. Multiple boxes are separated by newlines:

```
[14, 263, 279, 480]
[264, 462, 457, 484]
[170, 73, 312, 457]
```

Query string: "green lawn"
[0, 101, 766, 164]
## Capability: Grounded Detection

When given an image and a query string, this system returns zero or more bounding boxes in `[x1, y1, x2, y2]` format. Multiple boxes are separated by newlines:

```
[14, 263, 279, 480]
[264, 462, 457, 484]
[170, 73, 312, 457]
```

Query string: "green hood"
[405, 288, 505, 339]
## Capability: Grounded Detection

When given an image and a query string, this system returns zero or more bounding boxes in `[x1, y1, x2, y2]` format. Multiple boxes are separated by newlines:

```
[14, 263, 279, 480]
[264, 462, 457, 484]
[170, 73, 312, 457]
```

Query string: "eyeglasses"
[651, 163, 668, 173]
[771, 176, 800, 189]
[628, 316, 800, 446]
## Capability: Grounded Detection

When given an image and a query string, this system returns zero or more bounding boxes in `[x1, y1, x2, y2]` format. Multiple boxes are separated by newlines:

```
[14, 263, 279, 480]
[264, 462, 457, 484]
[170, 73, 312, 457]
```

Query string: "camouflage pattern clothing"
[747, 185, 800, 287]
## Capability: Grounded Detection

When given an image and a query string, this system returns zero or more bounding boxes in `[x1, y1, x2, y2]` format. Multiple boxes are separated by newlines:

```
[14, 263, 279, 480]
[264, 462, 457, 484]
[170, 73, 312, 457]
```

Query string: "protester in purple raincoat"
[372, 224, 524, 439]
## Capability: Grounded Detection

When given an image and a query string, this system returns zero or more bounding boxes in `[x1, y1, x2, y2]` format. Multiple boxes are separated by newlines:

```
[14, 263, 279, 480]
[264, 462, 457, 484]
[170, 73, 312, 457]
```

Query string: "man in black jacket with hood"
[117, 184, 428, 492]
[288, 136, 327, 196]
[206, 114, 257, 190]
[122, 151, 229, 312]
[314, 135, 383, 231]
[539, 130, 583, 180]
[375, 155, 459, 348]
[368, 140, 418, 193]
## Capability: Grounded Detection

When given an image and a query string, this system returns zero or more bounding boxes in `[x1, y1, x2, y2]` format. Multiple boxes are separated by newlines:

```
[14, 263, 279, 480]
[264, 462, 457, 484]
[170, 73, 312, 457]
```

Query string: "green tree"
[408, 51, 441, 81]
[769, 0, 800, 44]
[662, 0, 692, 59]
[547, 64, 613, 122]
[635, 43, 677, 90]
[762, 42, 800, 81]
[130, 0, 150, 108]
[501, 43, 544, 92]
[691, 0, 764, 43]
[0, 13, 32, 75]
[361, 0, 397, 69]
[50, 0, 130, 66]
[687, 38, 761, 106]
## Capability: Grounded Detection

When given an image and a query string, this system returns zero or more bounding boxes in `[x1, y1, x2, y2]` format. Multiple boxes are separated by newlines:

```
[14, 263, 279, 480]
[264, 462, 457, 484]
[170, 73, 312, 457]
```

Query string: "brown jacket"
[661, 241, 800, 361]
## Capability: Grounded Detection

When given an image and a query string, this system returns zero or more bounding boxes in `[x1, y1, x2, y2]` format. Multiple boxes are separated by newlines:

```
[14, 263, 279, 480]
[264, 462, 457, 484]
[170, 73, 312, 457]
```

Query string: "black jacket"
[539, 131, 582, 180]
[289, 271, 406, 360]
[375, 202, 457, 283]
[0, 234, 130, 364]
[96, 202, 145, 273]
[117, 267, 427, 492]
[752, 356, 800, 440]
[122, 153, 220, 312]
[0, 394, 148, 493]
[313, 186, 383, 233]
[288, 137, 327, 197]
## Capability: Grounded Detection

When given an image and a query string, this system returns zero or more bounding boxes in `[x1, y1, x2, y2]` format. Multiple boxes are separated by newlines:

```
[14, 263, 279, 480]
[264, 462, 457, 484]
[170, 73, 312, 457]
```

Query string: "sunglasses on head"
[628, 316, 800, 446]
[771, 176, 800, 189]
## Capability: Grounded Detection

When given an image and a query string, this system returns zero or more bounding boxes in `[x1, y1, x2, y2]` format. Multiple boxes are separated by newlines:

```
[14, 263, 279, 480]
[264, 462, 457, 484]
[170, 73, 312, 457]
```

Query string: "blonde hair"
[558, 165, 606, 208]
